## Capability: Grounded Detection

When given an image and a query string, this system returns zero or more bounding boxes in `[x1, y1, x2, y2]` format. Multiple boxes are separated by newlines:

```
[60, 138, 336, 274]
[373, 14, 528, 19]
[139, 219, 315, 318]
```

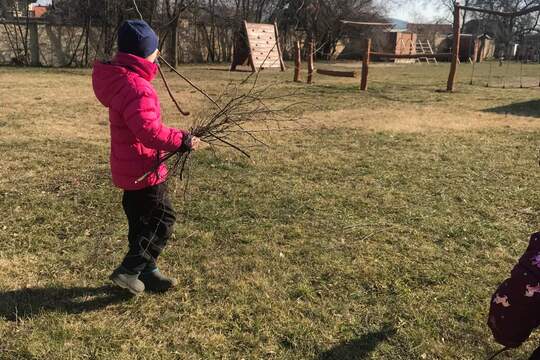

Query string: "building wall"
[408, 24, 452, 51]
[336, 32, 417, 61]
[0, 22, 100, 66]
[33, 6, 48, 18]
[438, 35, 495, 62]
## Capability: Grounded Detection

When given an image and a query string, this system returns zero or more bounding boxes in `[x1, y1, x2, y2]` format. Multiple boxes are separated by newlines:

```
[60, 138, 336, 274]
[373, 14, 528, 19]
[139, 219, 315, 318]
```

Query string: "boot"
[139, 269, 177, 293]
[109, 266, 145, 295]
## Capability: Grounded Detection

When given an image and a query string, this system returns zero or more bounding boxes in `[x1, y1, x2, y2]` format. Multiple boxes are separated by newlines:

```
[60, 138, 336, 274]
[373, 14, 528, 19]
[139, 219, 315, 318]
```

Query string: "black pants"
[120, 183, 176, 274]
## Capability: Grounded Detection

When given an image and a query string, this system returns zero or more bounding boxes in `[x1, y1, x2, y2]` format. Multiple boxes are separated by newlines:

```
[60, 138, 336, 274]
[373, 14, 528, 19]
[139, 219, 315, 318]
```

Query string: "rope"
[502, 59, 511, 89]
[487, 61, 493, 87]
[470, 58, 477, 85]
[157, 63, 190, 116]
[520, 59, 524, 88]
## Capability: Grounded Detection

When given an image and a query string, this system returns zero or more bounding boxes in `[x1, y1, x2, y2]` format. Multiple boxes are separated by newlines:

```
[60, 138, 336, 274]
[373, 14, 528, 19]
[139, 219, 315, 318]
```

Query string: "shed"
[441, 33, 494, 62]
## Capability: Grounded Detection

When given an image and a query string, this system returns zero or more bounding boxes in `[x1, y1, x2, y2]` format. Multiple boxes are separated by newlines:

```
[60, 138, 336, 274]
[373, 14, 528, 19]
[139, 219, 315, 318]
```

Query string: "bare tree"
[272, 0, 382, 59]
[458, 0, 540, 56]
[3, 0, 384, 66]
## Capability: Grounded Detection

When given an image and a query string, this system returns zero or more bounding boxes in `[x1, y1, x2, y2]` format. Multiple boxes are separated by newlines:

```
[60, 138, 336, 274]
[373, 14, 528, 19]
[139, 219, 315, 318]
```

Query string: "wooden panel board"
[394, 32, 417, 64]
[245, 22, 283, 70]
[231, 22, 285, 72]
[250, 44, 279, 51]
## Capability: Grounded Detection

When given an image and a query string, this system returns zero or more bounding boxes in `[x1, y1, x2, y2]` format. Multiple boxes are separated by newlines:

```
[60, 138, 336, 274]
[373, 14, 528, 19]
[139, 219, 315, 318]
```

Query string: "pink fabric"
[92, 52, 185, 190]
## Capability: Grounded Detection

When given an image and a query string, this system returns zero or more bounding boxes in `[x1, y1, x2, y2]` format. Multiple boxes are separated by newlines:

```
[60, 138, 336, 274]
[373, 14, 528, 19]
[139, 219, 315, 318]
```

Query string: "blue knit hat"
[117, 20, 159, 59]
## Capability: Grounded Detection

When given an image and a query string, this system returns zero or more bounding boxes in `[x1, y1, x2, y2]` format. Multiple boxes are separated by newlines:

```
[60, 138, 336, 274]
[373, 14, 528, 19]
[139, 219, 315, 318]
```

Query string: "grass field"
[1, 61, 540, 359]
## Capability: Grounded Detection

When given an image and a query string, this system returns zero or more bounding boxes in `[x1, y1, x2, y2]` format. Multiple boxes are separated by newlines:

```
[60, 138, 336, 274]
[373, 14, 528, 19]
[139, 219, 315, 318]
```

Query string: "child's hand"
[190, 136, 202, 150]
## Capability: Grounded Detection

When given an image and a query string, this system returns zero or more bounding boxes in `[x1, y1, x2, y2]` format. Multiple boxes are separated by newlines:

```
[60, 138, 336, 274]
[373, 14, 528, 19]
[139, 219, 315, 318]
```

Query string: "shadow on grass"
[484, 99, 540, 118]
[317, 325, 397, 360]
[0, 285, 133, 321]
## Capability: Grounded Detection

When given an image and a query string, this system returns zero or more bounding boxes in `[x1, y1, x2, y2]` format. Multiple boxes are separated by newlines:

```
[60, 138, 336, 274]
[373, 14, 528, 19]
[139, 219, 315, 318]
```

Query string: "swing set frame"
[447, 1, 540, 91]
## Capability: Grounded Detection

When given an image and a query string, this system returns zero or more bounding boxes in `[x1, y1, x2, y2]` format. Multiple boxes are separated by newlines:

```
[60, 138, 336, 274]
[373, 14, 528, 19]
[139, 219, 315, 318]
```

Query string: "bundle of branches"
[190, 75, 299, 153]
[135, 57, 301, 184]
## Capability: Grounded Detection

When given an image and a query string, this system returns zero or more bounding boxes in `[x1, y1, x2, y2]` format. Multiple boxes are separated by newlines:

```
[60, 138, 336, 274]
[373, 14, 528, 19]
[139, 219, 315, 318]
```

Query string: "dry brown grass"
[1, 62, 540, 359]
[306, 105, 540, 133]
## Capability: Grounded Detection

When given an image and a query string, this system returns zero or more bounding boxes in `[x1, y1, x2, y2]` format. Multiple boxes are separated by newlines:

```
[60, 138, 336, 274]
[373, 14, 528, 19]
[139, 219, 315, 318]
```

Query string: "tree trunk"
[29, 22, 40, 66]
[168, 19, 179, 67]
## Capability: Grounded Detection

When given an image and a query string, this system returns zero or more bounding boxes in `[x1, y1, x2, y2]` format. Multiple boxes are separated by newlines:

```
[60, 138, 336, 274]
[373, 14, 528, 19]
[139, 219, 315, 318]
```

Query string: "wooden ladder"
[416, 40, 438, 64]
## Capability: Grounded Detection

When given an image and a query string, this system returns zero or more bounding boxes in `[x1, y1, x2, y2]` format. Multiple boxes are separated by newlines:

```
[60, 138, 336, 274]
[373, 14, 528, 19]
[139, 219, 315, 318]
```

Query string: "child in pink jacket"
[92, 20, 200, 294]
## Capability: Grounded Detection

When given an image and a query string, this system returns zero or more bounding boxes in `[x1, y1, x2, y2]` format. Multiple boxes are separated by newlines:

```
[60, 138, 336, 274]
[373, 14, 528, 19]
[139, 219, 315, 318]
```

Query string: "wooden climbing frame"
[231, 21, 285, 72]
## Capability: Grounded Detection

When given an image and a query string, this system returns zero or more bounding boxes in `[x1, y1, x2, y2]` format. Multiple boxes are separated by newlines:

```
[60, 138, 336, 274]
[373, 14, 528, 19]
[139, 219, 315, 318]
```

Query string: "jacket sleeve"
[122, 89, 185, 152]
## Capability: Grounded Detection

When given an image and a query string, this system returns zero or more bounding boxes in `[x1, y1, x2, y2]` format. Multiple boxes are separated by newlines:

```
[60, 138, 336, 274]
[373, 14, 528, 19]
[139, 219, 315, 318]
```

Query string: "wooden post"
[360, 38, 371, 91]
[307, 40, 314, 84]
[294, 40, 301, 82]
[447, 2, 461, 92]
[29, 22, 40, 66]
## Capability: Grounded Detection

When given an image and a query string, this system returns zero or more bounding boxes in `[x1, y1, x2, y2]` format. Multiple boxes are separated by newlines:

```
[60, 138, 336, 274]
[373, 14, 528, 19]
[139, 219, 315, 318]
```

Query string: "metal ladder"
[416, 40, 437, 64]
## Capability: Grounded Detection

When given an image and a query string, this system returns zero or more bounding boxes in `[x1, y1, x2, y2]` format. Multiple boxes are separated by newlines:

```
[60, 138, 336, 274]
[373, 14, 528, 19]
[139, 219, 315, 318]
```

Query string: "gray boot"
[139, 269, 178, 293]
[109, 266, 145, 295]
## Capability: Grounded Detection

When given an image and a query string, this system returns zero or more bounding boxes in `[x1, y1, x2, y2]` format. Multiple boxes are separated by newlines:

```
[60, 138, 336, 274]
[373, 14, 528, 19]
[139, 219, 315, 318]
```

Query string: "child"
[92, 19, 200, 294]
[488, 232, 540, 359]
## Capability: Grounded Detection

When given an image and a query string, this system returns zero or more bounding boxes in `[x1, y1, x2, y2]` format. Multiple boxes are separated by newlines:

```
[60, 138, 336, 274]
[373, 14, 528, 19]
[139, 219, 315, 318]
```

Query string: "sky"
[376, 1, 449, 23]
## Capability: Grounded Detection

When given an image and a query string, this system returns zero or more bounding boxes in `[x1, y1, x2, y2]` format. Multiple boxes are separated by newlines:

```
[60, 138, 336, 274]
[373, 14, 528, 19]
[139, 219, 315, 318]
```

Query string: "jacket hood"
[92, 52, 158, 107]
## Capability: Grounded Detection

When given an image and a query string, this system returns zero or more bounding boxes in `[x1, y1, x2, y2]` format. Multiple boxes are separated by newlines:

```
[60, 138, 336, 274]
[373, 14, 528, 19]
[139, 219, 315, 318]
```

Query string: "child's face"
[145, 49, 160, 64]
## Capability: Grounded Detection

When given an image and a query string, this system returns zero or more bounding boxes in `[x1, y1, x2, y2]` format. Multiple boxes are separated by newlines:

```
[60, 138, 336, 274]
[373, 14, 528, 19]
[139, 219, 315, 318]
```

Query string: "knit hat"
[117, 20, 159, 59]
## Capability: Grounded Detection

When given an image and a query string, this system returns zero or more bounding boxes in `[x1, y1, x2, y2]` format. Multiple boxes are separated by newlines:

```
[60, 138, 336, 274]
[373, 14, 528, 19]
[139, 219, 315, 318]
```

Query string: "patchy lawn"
[1, 61, 540, 359]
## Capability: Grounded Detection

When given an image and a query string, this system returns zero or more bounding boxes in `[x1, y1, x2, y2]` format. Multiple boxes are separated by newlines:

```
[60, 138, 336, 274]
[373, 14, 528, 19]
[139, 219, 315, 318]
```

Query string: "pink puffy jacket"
[92, 52, 186, 190]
